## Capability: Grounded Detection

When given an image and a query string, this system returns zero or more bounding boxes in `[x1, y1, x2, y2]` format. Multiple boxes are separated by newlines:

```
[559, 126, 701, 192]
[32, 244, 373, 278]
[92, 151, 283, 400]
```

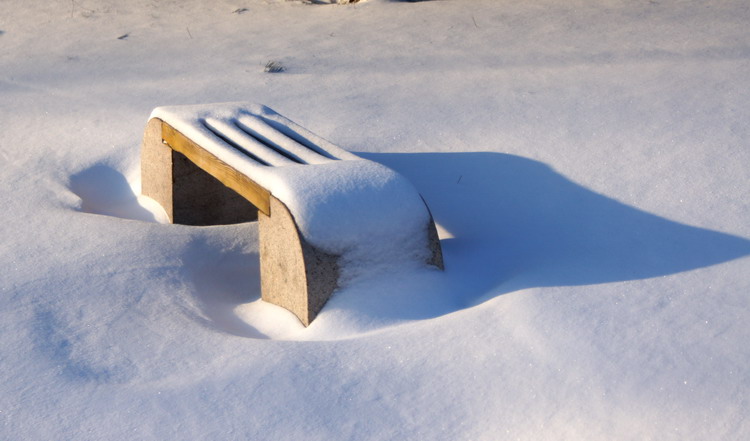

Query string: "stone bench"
[141, 103, 443, 326]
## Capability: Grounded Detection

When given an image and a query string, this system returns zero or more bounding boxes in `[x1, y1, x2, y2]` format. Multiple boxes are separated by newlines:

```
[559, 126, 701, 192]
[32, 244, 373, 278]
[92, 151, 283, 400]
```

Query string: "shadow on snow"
[69, 164, 160, 222]
[65, 153, 750, 334]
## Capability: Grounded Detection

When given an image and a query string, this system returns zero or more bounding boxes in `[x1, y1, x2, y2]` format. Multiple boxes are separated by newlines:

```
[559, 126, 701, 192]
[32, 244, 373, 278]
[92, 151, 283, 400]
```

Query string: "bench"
[141, 103, 443, 326]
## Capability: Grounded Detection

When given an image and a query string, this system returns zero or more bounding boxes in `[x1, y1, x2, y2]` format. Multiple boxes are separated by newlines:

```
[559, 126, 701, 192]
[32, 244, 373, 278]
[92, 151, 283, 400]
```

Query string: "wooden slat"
[159, 119, 272, 215]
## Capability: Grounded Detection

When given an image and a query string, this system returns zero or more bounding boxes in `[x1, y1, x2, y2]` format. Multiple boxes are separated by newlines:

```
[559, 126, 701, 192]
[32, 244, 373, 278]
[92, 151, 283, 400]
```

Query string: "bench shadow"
[335, 152, 750, 320]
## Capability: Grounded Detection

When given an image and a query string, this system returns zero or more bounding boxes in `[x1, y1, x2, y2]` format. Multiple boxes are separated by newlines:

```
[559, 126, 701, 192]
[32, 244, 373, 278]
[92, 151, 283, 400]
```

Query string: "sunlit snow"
[1, 0, 749, 439]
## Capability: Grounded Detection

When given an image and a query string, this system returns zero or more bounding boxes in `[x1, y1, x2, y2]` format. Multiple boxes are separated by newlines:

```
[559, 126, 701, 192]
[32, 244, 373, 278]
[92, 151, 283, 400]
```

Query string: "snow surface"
[2, 0, 749, 440]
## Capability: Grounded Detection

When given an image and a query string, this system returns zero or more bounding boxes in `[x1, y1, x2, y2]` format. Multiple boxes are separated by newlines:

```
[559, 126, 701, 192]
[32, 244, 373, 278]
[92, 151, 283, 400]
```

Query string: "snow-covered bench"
[141, 103, 443, 326]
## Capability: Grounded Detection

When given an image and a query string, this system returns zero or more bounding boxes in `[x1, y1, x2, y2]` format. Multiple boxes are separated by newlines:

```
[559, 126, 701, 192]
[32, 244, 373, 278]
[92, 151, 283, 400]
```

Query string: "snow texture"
[1, 0, 749, 440]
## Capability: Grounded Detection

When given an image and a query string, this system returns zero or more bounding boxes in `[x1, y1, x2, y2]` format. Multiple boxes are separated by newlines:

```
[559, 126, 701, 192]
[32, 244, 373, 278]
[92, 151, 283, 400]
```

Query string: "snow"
[2, 0, 749, 439]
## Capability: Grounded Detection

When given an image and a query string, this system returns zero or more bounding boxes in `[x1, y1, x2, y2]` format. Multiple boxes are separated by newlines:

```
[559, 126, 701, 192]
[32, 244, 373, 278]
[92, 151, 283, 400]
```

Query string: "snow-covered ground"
[2, 0, 749, 439]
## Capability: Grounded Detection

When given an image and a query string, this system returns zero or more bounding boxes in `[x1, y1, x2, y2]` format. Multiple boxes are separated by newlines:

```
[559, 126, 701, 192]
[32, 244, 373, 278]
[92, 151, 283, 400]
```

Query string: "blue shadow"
[363, 152, 750, 308]
[69, 164, 160, 222]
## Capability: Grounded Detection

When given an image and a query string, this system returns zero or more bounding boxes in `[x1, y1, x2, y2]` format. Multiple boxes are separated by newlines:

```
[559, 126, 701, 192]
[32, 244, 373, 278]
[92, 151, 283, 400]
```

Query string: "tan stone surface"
[259, 196, 339, 326]
[141, 118, 174, 220]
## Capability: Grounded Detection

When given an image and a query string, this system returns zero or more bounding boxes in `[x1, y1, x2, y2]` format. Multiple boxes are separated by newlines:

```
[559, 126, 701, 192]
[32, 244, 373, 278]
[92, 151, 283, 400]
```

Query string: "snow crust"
[2, 0, 749, 440]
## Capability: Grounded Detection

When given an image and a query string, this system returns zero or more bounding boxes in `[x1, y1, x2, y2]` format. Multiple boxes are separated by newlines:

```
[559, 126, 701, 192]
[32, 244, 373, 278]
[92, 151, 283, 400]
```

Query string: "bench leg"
[141, 119, 175, 220]
[259, 195, 443, 326]
[259, 196, 339, 326]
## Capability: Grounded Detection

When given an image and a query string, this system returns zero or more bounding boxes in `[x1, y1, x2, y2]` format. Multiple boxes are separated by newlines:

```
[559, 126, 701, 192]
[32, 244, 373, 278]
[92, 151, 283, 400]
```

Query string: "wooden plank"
[159, 119, 272, 215]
